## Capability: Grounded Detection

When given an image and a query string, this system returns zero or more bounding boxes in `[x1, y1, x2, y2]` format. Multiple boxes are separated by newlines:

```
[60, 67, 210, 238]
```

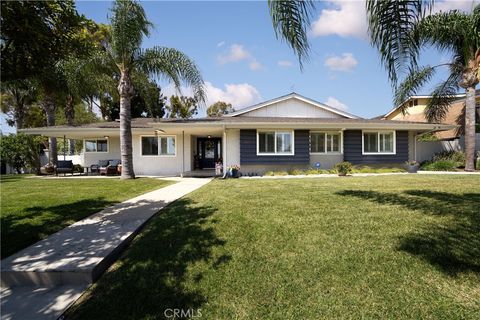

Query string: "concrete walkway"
[1, 177, 212, 320]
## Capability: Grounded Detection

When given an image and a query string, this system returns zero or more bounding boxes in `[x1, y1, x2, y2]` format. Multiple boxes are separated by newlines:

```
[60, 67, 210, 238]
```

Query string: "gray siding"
[240, 129, 310, 165]
[344, 130, 408, 164]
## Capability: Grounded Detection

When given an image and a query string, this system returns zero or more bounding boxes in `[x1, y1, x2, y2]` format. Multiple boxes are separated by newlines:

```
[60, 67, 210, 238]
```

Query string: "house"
[380, 92, 480, 161]
[21, 93, 455, 176]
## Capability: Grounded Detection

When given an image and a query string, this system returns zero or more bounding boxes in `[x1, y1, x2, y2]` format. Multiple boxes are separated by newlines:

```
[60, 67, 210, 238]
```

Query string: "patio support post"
[223, 126, 227, 177]
[182, 130, 185, 177]
[63, 135, 66, 161]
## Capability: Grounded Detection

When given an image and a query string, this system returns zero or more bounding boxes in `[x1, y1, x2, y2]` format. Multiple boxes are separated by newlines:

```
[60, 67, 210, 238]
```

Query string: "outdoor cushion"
[108, 159, 121, 167]
[56, 160, 73, 169]
[98, 160, 110, 167]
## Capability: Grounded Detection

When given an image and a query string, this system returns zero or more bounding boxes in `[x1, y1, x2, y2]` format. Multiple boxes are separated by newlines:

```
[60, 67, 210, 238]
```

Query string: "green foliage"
[0, 133, 45, 173]
[351, 165, 406, 173]
[207, 101, 235, 117]
[334, 161, 353, 175]
[288, 169, 304, 176]
[272, 171, 289, 176]
[431, 151, 465, 164]
[264, 171, 274, 176]
[420, 160, 458, 171]
[166, 95, 198, 119]
[55, 103, 99, 126]
[416, 133, 439, 142]
[268, 0, 316, 69]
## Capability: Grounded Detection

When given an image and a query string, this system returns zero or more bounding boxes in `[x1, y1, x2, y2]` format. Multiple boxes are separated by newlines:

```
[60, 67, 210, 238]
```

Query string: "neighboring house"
[380, 92, 480, 162]
[21, 93, 454, 176]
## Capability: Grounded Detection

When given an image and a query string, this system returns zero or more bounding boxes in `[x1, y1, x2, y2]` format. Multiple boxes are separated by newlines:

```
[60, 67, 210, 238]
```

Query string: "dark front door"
[198, 138, 221, 169]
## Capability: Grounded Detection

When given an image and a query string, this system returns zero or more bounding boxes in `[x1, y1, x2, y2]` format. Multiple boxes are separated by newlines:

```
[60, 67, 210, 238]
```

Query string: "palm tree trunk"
[464, 86, 477, 171]
[65, 94, 75, 155]
[118, 70, 135, 179]
[43, 93, 57, 165]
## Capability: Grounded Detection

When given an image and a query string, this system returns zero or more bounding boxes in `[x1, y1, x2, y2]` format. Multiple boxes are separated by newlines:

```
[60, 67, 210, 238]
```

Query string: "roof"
[20, 116, 456, 136]
[225, 92, 360, 119]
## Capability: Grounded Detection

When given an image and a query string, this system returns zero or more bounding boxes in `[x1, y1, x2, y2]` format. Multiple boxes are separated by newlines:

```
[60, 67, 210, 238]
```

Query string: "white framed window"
[362, 131, 396, 154]
[310, 132, 342, 154]
[141, 135, 176, 156]
[84, 139, 109, 153]
[257, 130, 294, 155]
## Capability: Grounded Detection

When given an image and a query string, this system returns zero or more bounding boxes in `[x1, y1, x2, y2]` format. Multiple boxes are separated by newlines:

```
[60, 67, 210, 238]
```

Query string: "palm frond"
[136, 47, 205, 105]
[416, 10, 477, 64]
[394, 65, 436, 112]
[109, 0, 152, 66]
[268, 0, 316, 70]
[366, 0, 434, 87]
[425, 66, 463, 122]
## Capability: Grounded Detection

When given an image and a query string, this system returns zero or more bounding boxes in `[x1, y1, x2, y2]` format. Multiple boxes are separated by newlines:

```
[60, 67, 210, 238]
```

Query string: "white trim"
[361, 130, 396, 155]
[225, 93, 360, 119]
[84, 138, 109, 153]
[139, 135, 177, 157]
[256, 129, 295, 156]
[309, 131, 343, 155]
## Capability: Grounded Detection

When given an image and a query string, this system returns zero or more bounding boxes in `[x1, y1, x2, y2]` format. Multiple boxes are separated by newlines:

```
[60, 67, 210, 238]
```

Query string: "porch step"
[1, 284, 87, 320]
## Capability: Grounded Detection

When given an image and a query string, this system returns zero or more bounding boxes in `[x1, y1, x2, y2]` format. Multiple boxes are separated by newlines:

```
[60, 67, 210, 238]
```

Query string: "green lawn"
[68, 175, 478, 319]
[0, 175, 172, 258]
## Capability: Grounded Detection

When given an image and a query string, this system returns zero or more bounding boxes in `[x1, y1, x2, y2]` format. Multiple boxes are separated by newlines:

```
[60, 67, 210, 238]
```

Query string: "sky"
[1, 0, 477, 134]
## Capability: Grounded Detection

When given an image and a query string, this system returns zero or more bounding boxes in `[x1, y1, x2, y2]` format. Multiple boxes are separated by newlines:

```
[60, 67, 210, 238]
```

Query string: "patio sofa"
[91, 159, 121, 175]
[55, 160, 74, 176]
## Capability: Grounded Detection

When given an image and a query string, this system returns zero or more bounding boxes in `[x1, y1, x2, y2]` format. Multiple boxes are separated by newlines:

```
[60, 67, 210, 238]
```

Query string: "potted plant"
[334, 161, 353, 176]
[404, 160, 419, 173]
[227, 165, 240, 178]
[43, 163, 54, 174]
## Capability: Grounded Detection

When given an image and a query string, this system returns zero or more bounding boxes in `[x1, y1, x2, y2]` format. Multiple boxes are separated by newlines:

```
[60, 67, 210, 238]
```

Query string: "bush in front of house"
[431, 151, 465, 167]
[352, 165, 406, 173]
[420, 160, 458, 171]
[73, 164, 83, 173]
[334, 161, 353, 176]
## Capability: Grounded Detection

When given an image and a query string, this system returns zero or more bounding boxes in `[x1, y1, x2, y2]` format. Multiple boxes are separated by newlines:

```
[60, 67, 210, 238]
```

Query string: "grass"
[0, 175, 172, 258]
[68, 175, 479, 319]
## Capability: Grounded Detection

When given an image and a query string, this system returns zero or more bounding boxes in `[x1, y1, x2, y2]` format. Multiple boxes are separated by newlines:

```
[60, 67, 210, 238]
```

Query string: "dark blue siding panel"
[240, 129, 310, 164]
[343, 130, 408, 164]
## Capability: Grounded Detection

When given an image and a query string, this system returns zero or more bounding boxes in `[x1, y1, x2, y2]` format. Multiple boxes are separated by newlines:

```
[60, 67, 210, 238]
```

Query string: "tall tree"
[207, 101, 235, 117]
[0, 80, 37, 129]
[1, 0, 86, 164]
[166, 96, 198, 119]
[91, 0, 205, 179]
[367, 1, 480, 171]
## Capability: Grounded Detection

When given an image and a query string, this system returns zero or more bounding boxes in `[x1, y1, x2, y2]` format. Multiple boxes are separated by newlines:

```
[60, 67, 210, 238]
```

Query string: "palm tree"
[367, 1, 479, 171]
[267, 0, 316, 69]
[95, 0, 205, 179]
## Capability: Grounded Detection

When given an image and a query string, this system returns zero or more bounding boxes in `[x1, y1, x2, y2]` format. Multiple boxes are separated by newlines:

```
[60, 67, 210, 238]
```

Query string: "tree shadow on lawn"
[68, 198, 229, 320]
[1, 198, 116, 259]
[336, 189, 480, 276]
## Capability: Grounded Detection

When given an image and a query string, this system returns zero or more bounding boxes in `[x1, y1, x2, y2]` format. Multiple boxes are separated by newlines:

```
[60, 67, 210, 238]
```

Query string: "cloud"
[278, 60, 293, 67]
[324, 97, 348, 111]
[324, 53, 358, 72]
[162, 82, 261, 109]
[216, 41, 225, 47]
[217, 44, 251, 64]
[311, 1, 368, 39]
[249, 60, 264, 71]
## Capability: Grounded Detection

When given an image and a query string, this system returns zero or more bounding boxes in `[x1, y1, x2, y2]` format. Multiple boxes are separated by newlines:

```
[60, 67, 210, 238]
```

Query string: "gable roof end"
[225, 92, 361, 119]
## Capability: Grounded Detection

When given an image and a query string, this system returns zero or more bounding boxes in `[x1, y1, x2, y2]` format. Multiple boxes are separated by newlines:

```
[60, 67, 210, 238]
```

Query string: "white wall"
[415, 139, 462, 162]
[225, 129, 240, 167]
[82, 137, 121, 167]
[132, 133, 192, 176]
[241, 98, 343, 118]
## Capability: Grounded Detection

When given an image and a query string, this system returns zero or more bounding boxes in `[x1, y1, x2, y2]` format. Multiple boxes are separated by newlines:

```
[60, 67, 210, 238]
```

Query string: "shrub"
[421, 160, 457, 171]
[73, 164, 83, 173]
[334, 161, 353, 176]
[273, 171, 288, 176]
[352, 165, 406, 173]
[264, 171, 274, 176]
[288, 169, 304, 175]
[431, 151, 464, 167]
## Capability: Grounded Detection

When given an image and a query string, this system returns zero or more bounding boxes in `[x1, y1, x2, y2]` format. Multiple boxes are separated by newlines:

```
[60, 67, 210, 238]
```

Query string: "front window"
[85, 139, 108, 152]
[141, 136, 176, 156]
[258, 130, 294, 155]
[363, 131, 395, 154]
[310, 132, 341, 153]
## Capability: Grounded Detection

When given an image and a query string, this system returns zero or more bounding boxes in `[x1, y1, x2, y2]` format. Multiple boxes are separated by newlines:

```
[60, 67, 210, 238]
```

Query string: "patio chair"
[55, 160, 74, 176]
[90, 160, 110, 175]
[99, 159, 121, 175]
